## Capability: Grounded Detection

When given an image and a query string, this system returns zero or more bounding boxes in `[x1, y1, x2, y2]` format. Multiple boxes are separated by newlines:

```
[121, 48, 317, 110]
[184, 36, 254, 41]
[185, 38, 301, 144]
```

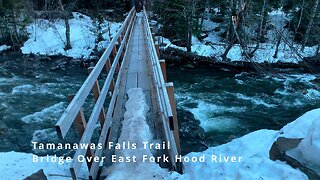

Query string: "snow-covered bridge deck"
[54, 7, 181, 179]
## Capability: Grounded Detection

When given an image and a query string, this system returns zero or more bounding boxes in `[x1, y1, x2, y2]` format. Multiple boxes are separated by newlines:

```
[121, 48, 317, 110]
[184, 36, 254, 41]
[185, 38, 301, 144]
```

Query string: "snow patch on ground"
[0, 151, 88, 179]
[180, 130, 307, 180]
[97, 20, 122, 51]
[21, 12, 121, 59]
[21, 12, 95, 58]
[0, 45, 11, 52]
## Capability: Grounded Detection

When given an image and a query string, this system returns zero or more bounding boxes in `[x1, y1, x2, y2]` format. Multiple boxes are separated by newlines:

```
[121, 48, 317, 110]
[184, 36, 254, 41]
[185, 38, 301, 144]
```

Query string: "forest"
[0, 0, 320, 63]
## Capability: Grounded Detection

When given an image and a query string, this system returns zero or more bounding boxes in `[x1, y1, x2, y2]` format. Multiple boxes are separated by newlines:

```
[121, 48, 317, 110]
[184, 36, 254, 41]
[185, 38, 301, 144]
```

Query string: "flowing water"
[0, 54, 319, 156]
[167, 67, 320, 155]
[0, 54, 87, 154]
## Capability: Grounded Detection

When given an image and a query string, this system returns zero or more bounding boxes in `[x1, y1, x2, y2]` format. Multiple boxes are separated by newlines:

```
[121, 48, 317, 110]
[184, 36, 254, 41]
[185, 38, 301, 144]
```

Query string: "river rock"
[269, 137, 320, 179]
[0, 121, 8, 132]
[24, 169, 47, 180]
[40, 56, 51, 62]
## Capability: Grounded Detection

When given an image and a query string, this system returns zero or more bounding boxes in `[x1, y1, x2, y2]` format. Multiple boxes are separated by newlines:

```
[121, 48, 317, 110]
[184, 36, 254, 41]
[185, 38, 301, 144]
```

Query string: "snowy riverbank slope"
[20, 12, 121, 59]
[0, 101, 319, 179]
[158, 10, 317, 64]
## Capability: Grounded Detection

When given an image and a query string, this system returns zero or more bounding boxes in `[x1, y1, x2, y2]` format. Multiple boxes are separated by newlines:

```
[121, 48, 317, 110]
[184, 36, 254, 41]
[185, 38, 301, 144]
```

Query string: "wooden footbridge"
[55, 7, 182, 179]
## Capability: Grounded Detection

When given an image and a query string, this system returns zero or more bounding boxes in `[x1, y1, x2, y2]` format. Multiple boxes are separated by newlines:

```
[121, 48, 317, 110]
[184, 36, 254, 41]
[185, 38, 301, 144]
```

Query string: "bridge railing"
[142, 7, 182, 173]
[55, 7, 136, 180]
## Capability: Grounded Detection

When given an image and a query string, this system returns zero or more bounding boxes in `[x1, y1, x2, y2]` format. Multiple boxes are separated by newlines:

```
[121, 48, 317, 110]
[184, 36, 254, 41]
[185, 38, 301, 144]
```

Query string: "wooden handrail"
[142, 7, 179, 171]
[69, 9, 136, 179]
[55, 7, 135, 139]
[89, 12, 136, 180]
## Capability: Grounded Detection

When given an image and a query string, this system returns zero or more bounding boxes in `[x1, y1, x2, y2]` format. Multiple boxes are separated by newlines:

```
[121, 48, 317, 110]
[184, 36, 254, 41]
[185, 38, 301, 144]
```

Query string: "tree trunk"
[58, 0, 72, 50]
[64, 16, 71, 50]
[273, 35, 281, 58]
[250, 0, 266, 56]
[10, 9, 20, 44]
[295, 0, 304, 35]
[301, 0, 319, 51]
[221, 0, 235, 60]
[185, 0, 193, 52]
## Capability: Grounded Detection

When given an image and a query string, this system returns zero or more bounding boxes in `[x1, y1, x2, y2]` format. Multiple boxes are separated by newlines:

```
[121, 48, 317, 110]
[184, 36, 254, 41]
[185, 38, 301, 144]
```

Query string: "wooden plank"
[126, 73, 138, 89]
[55, 7, 135, 139]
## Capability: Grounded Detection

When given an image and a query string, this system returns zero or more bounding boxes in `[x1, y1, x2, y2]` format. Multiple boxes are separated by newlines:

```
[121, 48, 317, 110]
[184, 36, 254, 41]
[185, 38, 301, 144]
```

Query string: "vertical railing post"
[88, 67, 106, 126]
[165, 83, 182, 173]
[68, 95, 94, 171]
[159, 59, 167, 82]
[104, 59, 115, 93]
[152, 33, 155, 42]
[155, 43, 160, 58]
[165, 83, 180, 154]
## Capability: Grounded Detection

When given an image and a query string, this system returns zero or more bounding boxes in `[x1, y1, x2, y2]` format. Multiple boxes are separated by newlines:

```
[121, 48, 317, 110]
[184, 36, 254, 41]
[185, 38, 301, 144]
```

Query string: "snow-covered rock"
[284, 109, 320, 172]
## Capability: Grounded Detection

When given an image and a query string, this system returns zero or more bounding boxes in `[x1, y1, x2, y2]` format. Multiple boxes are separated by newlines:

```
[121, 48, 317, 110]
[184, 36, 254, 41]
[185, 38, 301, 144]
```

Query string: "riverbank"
[161, 47, 320, 73]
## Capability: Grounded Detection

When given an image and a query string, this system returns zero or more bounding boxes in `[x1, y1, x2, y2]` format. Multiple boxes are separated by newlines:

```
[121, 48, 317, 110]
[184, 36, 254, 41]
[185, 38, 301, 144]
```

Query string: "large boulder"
[269, 137, 320, 179]
[24, 169, 47, 180]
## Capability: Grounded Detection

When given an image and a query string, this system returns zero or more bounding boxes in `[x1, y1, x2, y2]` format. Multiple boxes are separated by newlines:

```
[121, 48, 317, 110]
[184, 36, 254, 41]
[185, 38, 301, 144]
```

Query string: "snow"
[1, 105, 319, 179]
[97, 20, 122, 51]
[158, 9, 317, 63]
[0, 45, 11, 52]
[180, 130, 307, 180]
[106, 88, 179, 179]
[279, 108, 320, 139]
[0, 151, 88, 179]
[280, 108, 320, 172]
[288, 119, 320, 172]
[21, 12, 121, 59]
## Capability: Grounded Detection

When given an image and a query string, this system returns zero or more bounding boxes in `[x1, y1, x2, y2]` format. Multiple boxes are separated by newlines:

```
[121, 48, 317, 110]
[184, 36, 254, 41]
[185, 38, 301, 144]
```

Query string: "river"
[0, 54, 319, 156]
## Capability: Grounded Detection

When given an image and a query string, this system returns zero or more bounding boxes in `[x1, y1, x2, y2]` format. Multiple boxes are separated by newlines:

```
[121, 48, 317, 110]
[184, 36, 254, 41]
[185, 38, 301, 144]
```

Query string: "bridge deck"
[103, 13, 165, 171]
